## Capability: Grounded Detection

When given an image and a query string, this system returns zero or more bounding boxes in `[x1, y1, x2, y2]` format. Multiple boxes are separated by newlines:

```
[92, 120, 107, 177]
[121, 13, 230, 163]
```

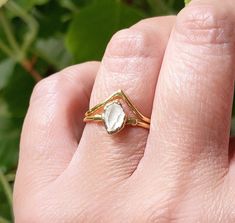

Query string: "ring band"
[84, 90, 150, 134]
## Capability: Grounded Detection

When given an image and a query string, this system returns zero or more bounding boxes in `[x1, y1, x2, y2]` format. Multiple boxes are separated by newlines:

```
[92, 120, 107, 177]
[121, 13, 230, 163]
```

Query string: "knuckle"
[176, 5, 235, 46]
[15, 203, 46, 223]
[30, 75, 60, 104]
[106, 28, 151, 58]
[15, 198, 75, 223]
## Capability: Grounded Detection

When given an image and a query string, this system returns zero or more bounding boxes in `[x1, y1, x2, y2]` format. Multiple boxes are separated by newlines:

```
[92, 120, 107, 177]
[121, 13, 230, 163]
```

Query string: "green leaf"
[0, 99, 21, 171]
[172, 0, 185, 12]
[0, 190, 12, 222]
[147, 0, 173, 15]
[34, 36, 72, 70]
[0, 64, 35, 172]
[0, 169, 13, 220]
[16, 0, 48, 11]
[35, 1, 69, 38]
[60, 0, 94, 10]
[0, 59, 15, 90]
[0, 0, 8, 8]
[66, 0, 145, 62]
[1, 64, 35, 117]
[59, 0, 79, 12]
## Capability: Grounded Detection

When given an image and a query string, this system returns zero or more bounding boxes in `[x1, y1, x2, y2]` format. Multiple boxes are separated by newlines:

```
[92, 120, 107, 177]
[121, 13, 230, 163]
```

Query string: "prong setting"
[102, 101, 127, 134]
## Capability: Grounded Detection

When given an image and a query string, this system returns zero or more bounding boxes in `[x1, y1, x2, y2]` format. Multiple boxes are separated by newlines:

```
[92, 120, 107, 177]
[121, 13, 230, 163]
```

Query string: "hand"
[14, 0, 235, 222]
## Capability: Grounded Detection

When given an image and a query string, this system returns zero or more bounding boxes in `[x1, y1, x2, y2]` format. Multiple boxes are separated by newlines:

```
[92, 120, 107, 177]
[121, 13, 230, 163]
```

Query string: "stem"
[0, 1, 42, 81]
[0, 9, 20, 53]
[20, 58, 43, 82]
[6, 1, 38, 55]
[0, 39, 14, 57]
[60, 0, 79, 12]
[185, 0, 191, 5]
[0, 41, 43, 82]
[0, 169, 13, 220]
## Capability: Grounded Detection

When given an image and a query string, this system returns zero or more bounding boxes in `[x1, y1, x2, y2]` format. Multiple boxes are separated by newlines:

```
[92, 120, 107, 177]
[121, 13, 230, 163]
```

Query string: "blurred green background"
[0, 0, 195, 222]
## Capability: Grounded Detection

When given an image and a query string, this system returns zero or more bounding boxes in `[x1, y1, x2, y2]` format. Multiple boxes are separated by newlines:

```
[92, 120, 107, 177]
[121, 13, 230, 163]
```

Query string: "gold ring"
[83, 90, 150, 134]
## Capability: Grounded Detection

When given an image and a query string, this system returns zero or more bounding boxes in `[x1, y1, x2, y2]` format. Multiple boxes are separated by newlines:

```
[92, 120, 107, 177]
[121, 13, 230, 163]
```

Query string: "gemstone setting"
[102, 101, 126, 134]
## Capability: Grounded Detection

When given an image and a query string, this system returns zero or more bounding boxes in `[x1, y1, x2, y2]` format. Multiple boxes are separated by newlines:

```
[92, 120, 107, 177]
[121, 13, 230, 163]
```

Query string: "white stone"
[103, 102, 126, 134]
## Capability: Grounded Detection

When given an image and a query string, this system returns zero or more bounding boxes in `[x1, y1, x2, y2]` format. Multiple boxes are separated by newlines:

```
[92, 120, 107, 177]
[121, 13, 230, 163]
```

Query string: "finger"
[69, 17, 175, 182]
[15, 62, 99, 193]
[144, 0, 235, 180]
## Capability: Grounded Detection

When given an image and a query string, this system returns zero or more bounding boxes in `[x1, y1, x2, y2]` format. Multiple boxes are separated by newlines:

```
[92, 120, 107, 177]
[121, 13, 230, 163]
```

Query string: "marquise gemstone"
[103, 102, 126, 134]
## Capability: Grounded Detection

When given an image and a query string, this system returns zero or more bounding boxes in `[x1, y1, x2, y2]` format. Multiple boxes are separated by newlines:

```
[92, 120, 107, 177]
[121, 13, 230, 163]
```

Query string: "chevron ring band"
[83, 90, 150, 134]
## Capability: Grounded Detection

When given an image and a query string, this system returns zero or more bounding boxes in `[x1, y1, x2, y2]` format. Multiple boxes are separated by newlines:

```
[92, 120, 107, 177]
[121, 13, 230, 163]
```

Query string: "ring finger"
[69, 16, 175, 183]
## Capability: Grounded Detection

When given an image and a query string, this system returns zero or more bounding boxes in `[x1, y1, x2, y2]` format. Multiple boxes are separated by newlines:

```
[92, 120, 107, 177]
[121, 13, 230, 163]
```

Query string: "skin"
[14, 0, 235, 222]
